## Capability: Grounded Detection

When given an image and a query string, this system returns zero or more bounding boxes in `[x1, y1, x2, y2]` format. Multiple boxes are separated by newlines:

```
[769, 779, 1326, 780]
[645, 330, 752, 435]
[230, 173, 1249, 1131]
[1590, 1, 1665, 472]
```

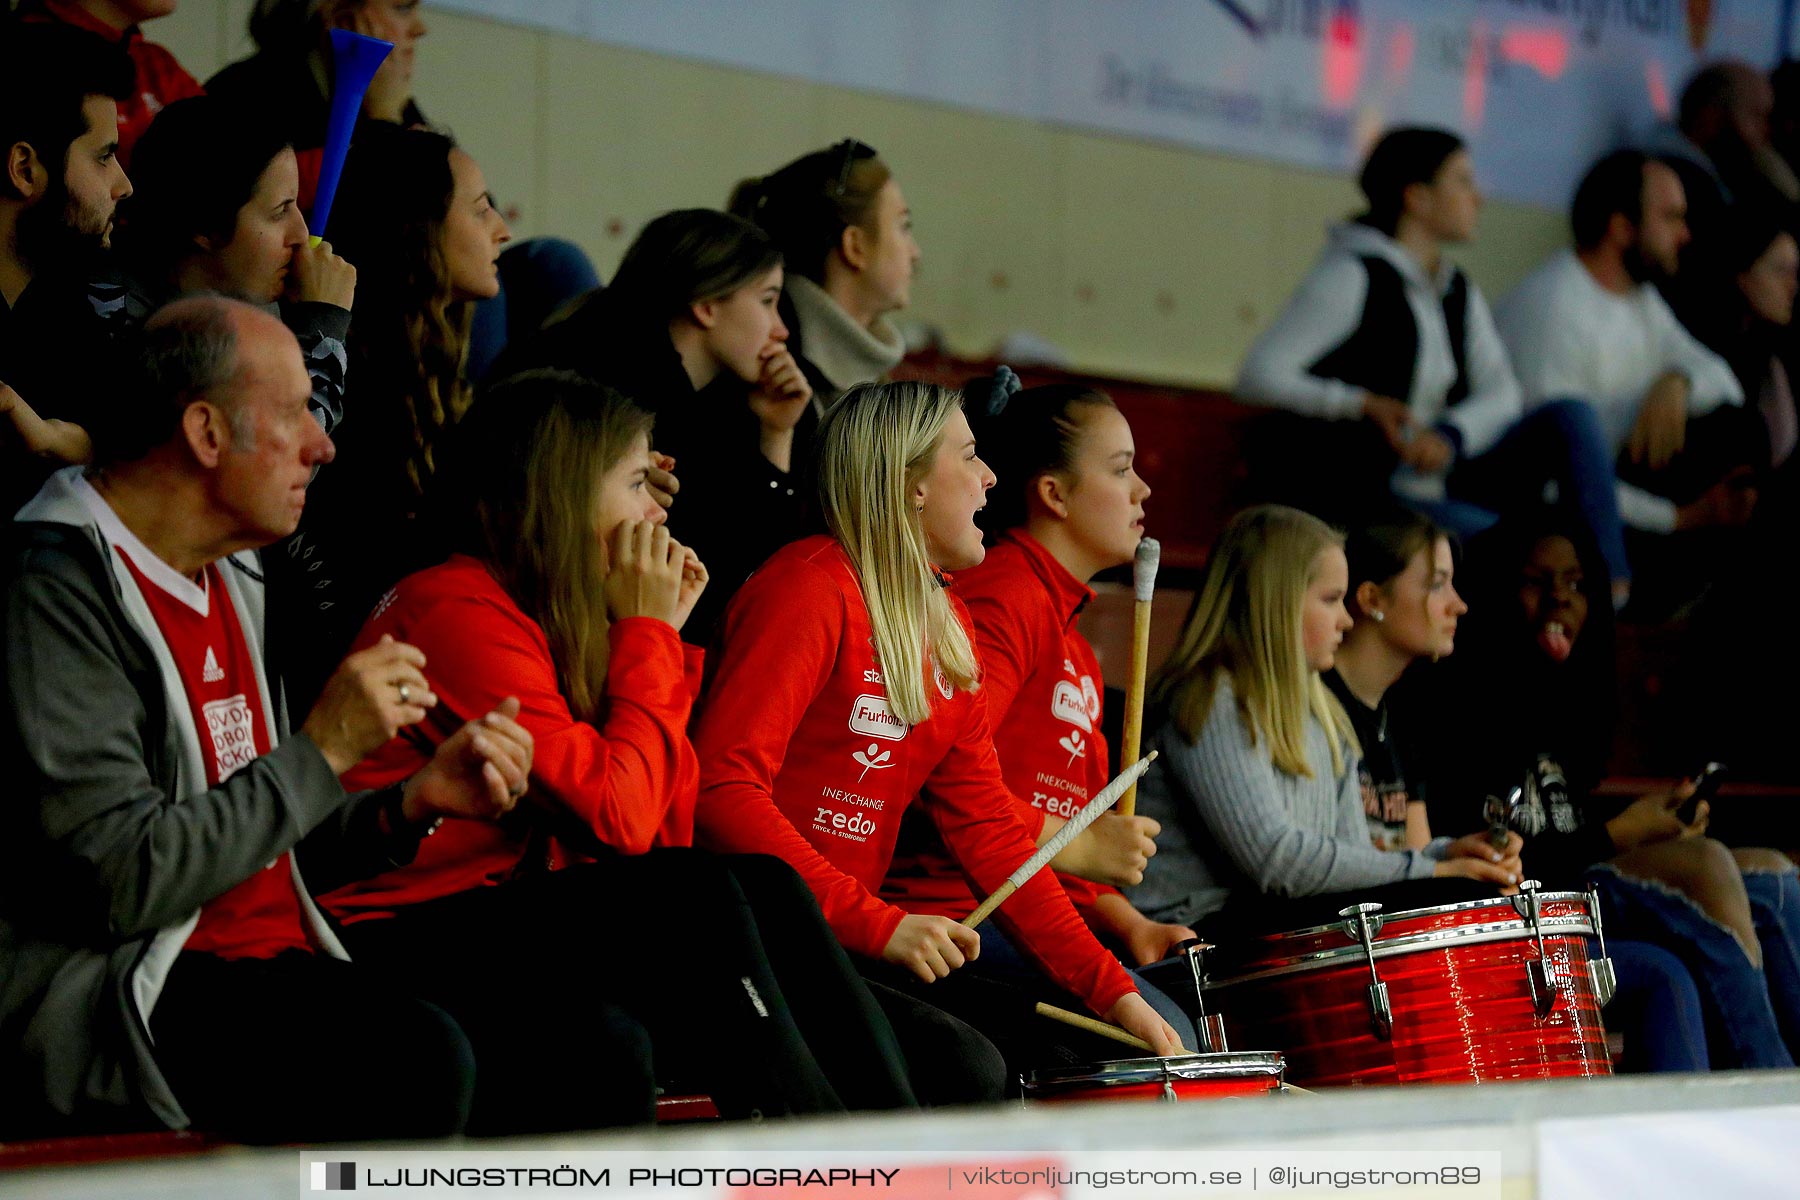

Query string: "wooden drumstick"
[962, 751, 1159, 931]
[1035, 1002, 1155, 1052]
[1034, 1002, 1194, 1056]
[1117, 537, 1160, 817]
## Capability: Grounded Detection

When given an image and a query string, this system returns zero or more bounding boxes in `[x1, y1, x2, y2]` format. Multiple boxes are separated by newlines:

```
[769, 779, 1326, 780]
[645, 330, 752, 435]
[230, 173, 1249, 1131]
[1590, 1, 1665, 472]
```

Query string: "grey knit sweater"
[1129, 675, 1439, 927]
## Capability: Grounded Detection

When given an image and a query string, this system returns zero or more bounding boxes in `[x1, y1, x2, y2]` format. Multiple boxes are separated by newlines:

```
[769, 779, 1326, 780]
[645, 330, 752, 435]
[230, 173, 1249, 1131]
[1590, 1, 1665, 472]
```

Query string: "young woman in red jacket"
[693, 380, 1185, 1071]
[880, 377, 1198, 1035]
[316, 371, 933, 1128]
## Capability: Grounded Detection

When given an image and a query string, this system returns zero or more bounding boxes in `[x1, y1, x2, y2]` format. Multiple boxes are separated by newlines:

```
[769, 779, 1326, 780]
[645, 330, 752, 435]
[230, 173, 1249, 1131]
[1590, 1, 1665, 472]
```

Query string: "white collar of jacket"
[13, 468, 351, 1019]
[785, 274, 906, 392]
[1326, 220, 1460, 297]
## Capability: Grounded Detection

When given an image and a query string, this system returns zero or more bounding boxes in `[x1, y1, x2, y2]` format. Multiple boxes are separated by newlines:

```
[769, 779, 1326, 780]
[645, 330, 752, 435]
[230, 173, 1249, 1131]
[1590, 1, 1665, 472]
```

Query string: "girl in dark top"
[1406, 513, 1800, 1067]
[1335, 512, 1705, 1071]
[499, 209, 816, 643]
[1323, 512, 1466, 852]
[729, 139, 917, 404]
[294, 126, 509, 696]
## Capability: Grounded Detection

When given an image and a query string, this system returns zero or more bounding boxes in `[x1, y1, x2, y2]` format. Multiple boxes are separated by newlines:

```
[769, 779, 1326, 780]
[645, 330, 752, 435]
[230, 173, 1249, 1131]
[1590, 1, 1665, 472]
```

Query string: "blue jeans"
[974, 924, 1194, 1043]
[468, 237, 601, 381]
[1742, 865, 1800, 1058]
[1601, 939, 1709, 1072]
[1588, 865, 1795, 1068]
[1435, 398, 1632, 584]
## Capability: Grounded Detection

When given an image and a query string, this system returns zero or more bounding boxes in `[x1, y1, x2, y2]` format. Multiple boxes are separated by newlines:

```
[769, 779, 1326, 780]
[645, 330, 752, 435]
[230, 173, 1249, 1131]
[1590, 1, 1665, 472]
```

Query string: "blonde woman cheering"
[694, 381, 1182, 1083]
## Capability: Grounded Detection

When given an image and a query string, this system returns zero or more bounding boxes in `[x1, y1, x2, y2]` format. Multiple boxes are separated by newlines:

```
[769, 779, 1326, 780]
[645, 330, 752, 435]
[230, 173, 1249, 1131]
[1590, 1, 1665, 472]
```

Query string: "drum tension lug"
[1510, 880, 1558, 1018]
[1585, 887, 1618, 1007]
[1338, 903, 1393, 1042]
[1177, 938, 1229, 1053]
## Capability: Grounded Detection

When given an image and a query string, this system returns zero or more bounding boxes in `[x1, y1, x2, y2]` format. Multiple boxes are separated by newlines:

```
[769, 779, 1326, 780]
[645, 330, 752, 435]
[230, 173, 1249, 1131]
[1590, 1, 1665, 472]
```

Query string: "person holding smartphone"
[1402, 512, 1800, 1067]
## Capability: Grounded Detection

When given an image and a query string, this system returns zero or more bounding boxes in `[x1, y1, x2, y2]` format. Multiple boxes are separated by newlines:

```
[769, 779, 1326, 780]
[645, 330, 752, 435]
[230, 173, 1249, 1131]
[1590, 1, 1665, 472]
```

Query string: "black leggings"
[149, 950, 478, 1143]
[857, 956, 1141, 1087]
[340, 848, 920, 1127]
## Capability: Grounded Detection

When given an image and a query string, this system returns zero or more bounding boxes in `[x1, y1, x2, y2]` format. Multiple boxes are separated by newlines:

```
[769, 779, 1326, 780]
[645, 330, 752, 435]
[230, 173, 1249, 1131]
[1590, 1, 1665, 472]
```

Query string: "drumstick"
[1117, 538, 1160, 817]
[1035, 1002, 1154, 1052]
[1034, 1002, 1193, 1055]
[963, 751, 1158, 931]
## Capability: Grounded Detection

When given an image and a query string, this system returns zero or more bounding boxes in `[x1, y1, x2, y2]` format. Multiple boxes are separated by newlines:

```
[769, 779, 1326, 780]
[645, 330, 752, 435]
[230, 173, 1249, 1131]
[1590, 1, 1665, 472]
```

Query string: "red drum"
[1022, 1051, 1286, 1103]
[1201, 885, 1615, 1087]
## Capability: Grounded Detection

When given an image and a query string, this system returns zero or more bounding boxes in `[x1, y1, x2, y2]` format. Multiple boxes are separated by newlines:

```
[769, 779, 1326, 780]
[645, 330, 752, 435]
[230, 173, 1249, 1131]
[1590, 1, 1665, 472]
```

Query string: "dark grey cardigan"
[1, 472, 416, 1135]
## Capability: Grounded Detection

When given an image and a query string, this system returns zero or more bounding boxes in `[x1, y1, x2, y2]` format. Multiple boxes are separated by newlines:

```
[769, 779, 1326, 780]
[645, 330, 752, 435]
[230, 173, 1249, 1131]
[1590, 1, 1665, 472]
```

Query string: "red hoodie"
[692, 535, 1135, 1016]
[319, 555, 703, 924]
[882, 530, 1113, 920]
[23, 2, 205, 168]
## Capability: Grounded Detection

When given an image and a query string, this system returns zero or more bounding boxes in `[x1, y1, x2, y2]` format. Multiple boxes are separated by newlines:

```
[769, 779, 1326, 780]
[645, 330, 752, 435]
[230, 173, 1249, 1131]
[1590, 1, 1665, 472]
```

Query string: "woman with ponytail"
[501, 208, 815, 643]
[729, 139, 918, 403]
[694, 380, 1184, 1081]
[318, 371, 933, 1127]
[879, 373, 1195, 1036]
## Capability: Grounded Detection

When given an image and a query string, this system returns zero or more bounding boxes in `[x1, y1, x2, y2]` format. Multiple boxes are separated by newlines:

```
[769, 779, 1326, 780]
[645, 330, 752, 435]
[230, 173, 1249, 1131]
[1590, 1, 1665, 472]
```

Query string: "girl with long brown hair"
[297, 125, 508, 689]
[317, 370, 935, 1127]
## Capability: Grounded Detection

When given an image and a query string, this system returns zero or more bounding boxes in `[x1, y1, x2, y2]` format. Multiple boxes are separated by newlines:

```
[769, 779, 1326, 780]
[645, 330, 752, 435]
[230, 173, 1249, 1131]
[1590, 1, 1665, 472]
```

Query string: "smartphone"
[1676, 762, 1728, 826]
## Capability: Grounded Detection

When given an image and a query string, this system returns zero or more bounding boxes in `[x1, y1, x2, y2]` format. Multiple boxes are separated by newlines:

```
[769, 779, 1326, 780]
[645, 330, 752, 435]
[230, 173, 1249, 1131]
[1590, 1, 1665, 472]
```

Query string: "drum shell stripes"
[1202, 894, 1612, 1087]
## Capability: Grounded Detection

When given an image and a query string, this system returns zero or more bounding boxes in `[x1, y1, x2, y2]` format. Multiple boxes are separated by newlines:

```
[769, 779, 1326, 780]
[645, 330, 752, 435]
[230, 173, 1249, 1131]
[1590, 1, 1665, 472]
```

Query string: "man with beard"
[0, 24, 134, 514]
[1497, 151, 1755, 543]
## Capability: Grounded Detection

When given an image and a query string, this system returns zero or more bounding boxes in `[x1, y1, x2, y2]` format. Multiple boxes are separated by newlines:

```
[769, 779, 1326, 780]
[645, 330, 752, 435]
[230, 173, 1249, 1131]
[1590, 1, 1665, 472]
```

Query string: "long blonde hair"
[442, 371, 654, 723]
[817, 381, 980, 726]
[1151, 505, 1357, 778]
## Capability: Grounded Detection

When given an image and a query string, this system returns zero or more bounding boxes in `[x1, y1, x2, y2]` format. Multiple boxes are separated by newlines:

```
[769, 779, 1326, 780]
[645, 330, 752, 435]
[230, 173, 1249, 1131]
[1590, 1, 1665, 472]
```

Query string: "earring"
[1371, 611, 1385, 623]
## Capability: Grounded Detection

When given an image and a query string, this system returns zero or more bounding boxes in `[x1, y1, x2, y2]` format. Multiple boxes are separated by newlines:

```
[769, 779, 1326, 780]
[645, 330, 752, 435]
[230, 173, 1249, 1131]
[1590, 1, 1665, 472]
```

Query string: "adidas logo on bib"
[201, 646, 224, 683]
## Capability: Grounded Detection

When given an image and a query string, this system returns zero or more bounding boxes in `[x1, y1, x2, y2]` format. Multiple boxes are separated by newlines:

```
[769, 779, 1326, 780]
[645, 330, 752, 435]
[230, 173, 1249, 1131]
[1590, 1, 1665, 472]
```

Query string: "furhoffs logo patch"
[848, 694, 908, 741]
[1051, 680, 1093, 732]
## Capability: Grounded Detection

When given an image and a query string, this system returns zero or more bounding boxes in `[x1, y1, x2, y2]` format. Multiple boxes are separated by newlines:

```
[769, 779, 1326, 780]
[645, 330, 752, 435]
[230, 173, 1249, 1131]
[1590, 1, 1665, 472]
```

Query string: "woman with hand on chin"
[502, 209, 816, 644]
[99, 95, 358, 437]
[318, 371, 932, 1127]
[694, 380, 1184, 1088]
[881, 374, 1196, 1042]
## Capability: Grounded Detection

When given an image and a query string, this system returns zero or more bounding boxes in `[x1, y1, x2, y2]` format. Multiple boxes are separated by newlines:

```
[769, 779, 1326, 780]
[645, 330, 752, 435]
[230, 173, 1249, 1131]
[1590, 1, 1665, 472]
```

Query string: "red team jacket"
[692, 535, 1136, 1016]
[320, 555, 703, 923]
[883, 530, 1113, 921]
[23, 2, 205, 167]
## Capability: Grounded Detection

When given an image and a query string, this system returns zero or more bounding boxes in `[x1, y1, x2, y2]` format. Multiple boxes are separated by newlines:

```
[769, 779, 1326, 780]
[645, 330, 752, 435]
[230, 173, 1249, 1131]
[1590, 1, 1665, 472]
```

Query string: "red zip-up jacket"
[692, 535, 1135, 1016]
[319, 555, 702, 924]
[883, 530, 1114, 920]
[22, 2, 205, 168]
